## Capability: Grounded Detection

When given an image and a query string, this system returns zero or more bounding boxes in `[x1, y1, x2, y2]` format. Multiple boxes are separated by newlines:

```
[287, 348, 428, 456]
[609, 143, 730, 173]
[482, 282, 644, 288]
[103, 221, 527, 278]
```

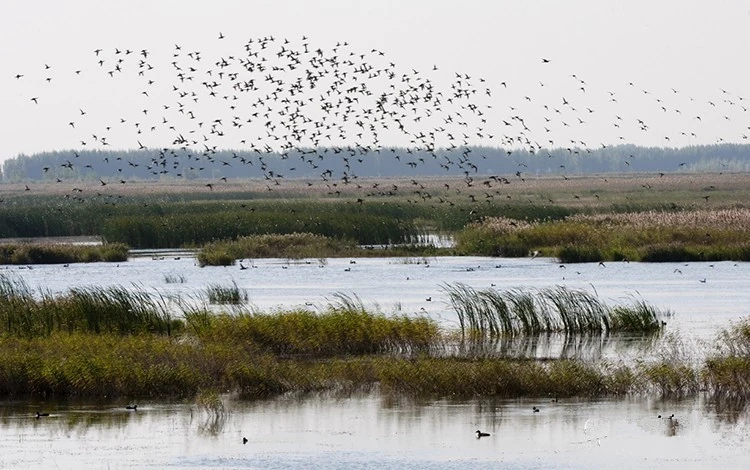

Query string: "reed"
[0, 300, 734, 401]
[442, 283, 665, 340]
[101, 203, 424, 248]
[0, 334, 215, 397]
[197, 233, 448, 266]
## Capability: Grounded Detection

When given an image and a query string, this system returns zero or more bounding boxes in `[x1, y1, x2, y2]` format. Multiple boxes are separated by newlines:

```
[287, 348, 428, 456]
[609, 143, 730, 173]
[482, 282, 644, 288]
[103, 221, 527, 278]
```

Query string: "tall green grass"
[101, 203, 424, 248]
[442, 283, 665, 340]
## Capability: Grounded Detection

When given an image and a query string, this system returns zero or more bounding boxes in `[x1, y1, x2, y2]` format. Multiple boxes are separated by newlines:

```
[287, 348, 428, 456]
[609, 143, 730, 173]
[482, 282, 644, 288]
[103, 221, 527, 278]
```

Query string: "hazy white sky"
[2, 0, 749, 161]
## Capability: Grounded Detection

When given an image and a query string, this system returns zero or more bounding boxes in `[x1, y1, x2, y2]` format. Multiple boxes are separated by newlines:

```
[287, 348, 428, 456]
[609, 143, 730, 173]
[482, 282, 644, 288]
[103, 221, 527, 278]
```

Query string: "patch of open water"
[1, 393, 749, 469]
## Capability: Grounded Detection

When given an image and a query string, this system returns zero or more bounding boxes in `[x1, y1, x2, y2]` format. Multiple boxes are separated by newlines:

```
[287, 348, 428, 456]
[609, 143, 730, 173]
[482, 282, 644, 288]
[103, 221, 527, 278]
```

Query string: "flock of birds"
[9, 32, 750, 203]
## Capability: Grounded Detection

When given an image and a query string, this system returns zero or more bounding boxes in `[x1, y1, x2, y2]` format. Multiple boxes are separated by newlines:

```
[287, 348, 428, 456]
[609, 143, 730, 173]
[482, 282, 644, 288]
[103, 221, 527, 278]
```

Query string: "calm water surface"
[1, 393, 749, 469]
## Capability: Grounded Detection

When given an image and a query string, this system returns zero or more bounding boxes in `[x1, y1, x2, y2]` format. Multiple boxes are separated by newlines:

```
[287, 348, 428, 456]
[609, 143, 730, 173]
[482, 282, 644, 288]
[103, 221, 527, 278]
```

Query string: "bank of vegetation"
[0, 275, 745, 402]
[0, 195, 567, 249]
[196, 233, 444, 266]
[2, 176, 750, 263]
[0, 242, 128, 265]
[456, 208, 750, 262]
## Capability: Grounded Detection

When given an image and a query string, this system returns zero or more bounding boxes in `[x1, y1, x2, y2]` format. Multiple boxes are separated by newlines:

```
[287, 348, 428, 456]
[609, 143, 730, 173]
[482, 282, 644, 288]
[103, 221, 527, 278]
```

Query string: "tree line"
[2, 143, 750, 183]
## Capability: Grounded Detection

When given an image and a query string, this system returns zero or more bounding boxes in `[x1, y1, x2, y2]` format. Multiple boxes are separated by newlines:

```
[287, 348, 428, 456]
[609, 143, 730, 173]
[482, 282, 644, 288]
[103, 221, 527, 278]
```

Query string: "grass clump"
[0, 334, 213, 397]
[197, 233, 358, 266]
[702, 318, 750, 399]
[163, 272, 186, 284]
[442, 283, 666, 341]
[206, 281, 248, 305]
[0, 243, 128, 264]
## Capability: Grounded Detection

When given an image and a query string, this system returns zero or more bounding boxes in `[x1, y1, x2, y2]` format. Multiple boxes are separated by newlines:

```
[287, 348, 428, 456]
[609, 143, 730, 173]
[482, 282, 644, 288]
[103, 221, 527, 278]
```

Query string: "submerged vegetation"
[457, 209, 750, 262]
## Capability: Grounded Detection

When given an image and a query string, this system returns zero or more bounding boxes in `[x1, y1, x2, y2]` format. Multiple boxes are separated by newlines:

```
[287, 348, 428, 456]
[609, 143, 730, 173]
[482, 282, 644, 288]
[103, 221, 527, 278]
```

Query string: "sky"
[2, 0, 749, 162]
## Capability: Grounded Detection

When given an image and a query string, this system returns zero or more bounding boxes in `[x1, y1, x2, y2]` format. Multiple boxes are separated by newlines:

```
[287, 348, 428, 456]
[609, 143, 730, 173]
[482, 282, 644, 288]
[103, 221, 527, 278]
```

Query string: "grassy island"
[0, 274, 746, 402]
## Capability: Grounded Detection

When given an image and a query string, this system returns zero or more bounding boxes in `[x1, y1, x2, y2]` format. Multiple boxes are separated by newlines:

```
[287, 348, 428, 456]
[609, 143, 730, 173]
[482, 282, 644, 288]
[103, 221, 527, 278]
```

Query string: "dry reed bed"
[458, 208, 750, 261]
[566, 208, 750, 231]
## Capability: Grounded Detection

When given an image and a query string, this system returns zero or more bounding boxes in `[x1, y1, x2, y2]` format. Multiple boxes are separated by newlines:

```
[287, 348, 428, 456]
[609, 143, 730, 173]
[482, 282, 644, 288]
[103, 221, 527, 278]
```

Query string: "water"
[2, 393, 749, 469]
[3, 255, 750, 467]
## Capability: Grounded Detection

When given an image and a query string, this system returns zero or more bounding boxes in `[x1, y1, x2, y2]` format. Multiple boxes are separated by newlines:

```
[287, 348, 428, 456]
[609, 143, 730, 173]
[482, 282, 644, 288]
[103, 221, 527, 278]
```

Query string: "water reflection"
[450, 331, 662, 361]
[2, 392, 750, 468]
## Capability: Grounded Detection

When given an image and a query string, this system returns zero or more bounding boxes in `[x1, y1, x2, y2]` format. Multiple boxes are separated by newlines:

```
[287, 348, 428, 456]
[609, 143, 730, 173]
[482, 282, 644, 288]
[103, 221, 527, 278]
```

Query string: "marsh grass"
[206, 281, 248, 305]
[0, 333, 710, 400]
[193, 299, 440, 358]
[0, 334, 213, 397]
[0, 293, 737, 401]
[0, 272, 744, 402]
[101, 201, 425, 249]
[0, 243, 128, 264]
[702, 318, 750, 399]
[442, 283, 665, 341]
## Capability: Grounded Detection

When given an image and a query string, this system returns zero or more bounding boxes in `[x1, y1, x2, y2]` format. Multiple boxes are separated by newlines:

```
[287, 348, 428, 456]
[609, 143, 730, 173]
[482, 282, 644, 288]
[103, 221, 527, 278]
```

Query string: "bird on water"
[476, 430, 490, 438]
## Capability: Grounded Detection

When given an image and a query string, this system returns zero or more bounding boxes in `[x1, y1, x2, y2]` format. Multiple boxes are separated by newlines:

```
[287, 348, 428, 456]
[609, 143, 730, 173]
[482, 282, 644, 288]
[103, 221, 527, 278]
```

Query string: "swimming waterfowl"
[475, 430, 490, 438]
[126, 404, 138, 410]
[35, 412, 49, 418]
